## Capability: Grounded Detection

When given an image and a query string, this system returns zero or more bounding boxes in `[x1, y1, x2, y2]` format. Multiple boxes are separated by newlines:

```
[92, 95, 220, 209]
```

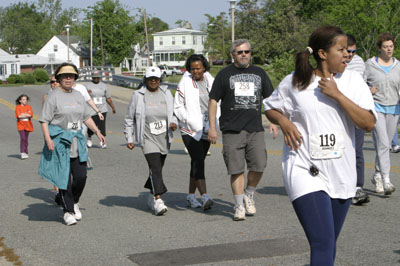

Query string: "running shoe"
[371, 173, 384, 193]
[201, 194, 214, 210]
[63, 212, 77, 226]
[351, 187, 370, 205]
[207, 151, 211, 156]
[187, 194, 201, 208]
[74, 203, 82, 220]
[243, 193, 256, 215]
[87, 138, 92, 148]
[184, 147, 189, 154]
[383, 182, 396, 195]
[154, 198, 168, 216]
[21, 153, 28, 159]
[147, 193, 155, 210]
[390, 145, 400, 153]
[233, 205, 246, 221]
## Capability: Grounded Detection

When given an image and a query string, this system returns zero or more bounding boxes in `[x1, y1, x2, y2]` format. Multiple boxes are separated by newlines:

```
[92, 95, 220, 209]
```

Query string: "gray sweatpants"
[372, 112, 399, 182]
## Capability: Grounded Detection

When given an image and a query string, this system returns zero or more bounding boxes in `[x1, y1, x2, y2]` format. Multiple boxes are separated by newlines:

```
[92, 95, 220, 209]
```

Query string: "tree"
[135, 14, 169, 43]
[203, 13, 230, 62]
[86, 0, 137, 66]
[0, 3, 50, 54]
[175, 19, 189, 28]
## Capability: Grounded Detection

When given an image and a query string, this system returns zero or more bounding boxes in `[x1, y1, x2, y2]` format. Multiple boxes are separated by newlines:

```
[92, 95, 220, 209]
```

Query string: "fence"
[79, 66, 115, 82]
[111, 74, 178, 90]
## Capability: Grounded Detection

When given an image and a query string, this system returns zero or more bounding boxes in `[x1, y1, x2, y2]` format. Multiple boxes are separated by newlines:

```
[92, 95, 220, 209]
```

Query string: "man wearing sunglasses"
[345, 34, 370, 206]
[208, 39, 275, 221]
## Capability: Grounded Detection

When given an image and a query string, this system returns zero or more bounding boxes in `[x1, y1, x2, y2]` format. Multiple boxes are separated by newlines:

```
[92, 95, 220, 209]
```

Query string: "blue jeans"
[392, 117, 399, 146]
[292, 191, 351, 266]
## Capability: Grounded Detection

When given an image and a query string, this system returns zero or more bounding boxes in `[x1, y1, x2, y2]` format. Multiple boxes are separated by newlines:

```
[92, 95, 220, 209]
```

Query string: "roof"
[153, 27, 206, 36]
[56, 35, 90, 58]
[0, 48, 9, 56]
[0, 54, 20, 63]
[14, 54, 64, 65]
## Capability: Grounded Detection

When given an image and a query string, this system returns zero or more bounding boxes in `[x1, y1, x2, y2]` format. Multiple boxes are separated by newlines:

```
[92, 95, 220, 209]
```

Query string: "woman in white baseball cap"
[124, 66, 178, 216]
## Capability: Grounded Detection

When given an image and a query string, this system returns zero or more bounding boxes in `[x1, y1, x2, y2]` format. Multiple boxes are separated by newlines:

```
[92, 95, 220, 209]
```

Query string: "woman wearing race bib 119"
[124, 66, 178, 216]
[264, 26, 376, 265]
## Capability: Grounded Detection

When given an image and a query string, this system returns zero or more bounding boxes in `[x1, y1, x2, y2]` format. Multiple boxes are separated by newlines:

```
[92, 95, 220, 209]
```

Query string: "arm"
[124, 94, 136, 150]
[319, 74, 375, 131]
[84, 118, 106, 144]
[269, 123, 279, 139]
[87, 99, 104, 120]
[40, 122, 54, 151]
[265, 109, 303, 150]
[173, 85, 188, 123]
[106, 98, 116, 114]
[208, 99, 218, 144]
[42, 94, 48, 105]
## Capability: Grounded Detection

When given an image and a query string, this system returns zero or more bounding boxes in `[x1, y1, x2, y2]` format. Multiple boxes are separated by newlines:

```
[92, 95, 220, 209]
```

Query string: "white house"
[121, 42, 153, 73]
[0, 49, 20, 81]
[152, 27, 207, 67]
[37, 35, 90, 69]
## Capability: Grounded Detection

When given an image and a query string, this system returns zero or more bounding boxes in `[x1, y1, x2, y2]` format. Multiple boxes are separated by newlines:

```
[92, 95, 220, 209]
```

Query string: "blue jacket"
[38, 125, 88, 190]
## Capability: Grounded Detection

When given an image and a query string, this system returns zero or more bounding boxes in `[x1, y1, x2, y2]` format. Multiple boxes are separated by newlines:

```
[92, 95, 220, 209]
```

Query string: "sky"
[1, 0, 234, 29]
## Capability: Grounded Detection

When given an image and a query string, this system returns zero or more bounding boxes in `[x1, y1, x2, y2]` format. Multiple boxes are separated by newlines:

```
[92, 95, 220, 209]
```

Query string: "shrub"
[21, 73, 36, 84]
[7, 74, 24, 84]
[33, 68, 49, 82]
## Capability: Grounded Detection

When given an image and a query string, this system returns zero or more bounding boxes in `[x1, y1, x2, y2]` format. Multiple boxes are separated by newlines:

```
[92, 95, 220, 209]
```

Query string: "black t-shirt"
[209, 64, 273, 133]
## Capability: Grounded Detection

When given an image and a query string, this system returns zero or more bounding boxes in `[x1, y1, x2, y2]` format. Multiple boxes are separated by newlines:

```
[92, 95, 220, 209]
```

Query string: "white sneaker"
[73, 203, 82, 220]
[383, 182, 396, 195]
[201, 194, 214, 210]
[243, 193, 256, 215]
[147, 193, 155, 210]
[100, 141, 107, 149]
[187, 194, 201, 208]
[184, 147, 189, 154]
[207, 151, 211, 156]
[86, 138, 92, 148]
[154, 198, 168, 216]
[21, 153, 28, 159]
[233, 205, 246, 221]
[371, 173, 384, 193]
[63, 212, 77, 226]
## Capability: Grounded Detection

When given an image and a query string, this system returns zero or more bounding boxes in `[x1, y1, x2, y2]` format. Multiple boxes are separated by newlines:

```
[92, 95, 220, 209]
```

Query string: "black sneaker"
[352, 187, 370, 205]
[54, 192, 62, 206]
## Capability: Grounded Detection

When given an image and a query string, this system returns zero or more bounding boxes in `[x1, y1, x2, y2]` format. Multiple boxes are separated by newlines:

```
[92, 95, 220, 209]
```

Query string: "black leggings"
[182, 135, 210, 180]
[60, 157, 87, 213]
[144, 153, 167, 195]
[88, 112, 107, 137]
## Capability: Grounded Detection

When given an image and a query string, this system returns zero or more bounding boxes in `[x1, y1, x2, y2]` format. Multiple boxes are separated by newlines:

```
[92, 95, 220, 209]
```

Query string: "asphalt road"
[0, 84, 399, 266]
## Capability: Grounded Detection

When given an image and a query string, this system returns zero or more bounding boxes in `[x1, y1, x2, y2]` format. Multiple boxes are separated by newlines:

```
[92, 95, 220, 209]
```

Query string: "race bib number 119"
[310, 132, 344, 159]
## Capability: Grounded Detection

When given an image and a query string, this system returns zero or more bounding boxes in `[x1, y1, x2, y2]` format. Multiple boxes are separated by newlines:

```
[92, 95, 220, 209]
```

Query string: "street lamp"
[209, 15, 226, 66]
[229, 0, 236, 42]
[65, 24, 71, 62]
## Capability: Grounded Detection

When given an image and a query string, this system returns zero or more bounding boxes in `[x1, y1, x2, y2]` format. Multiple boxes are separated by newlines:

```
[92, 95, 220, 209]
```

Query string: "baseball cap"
[145, 67, 162, 78]
[92, 70, 102, 78]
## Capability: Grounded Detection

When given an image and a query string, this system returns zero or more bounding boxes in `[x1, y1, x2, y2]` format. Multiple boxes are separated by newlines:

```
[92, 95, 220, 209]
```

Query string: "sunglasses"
[147, 77, 160, 81]
[347, 49, 357, 54]
[50, 80, 58, 84]
[235, 50, 251, 55]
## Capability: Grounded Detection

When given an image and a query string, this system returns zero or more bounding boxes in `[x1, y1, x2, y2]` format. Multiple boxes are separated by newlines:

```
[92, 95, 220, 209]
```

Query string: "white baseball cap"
[145, 67, 162, 78]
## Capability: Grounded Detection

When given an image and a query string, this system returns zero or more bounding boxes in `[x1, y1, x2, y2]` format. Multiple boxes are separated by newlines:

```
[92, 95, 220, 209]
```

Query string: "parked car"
[158, 65, 175, 77]
[172, 67, 185, 75]
[212, 59, 232, 65]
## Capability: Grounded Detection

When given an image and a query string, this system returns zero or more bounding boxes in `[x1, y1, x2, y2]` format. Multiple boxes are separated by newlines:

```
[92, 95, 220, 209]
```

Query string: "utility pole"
[221, 14, 225, 67]
[100, 26, 105, 66]
[90, 18, 93, 70]
[142, 8, 152, 66]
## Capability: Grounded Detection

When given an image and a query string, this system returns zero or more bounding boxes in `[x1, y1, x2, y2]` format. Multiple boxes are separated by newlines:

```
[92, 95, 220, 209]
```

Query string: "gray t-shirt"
[197, 79, 209, 139]
[85, 81, 110, 115]
[40, 89, 91, 158]
[143, 89, 169, 155]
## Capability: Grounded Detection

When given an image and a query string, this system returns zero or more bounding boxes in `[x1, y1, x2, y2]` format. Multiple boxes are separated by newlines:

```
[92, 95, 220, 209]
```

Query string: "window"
[53, 45, 58, 52]
[159, 37, 163, 46]
[172, 37, 175, 45]
[193, 36, 197, 45]
[11, 64, 16, 74]
[0, 64, 5, 75]
[182, 36, 186, 45]
[142, 59, 148, 67]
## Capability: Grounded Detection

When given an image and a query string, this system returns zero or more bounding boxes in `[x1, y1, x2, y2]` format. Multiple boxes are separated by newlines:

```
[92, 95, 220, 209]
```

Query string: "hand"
[127, 143, 135, 150]
[269, 123, 279, 139]
[87, 90, 92, 94]
[45, 138, 54, 151]
[169, 123, 177, 131]
[112, 108, 116, 114]
[370, 87, 378, 95]
[280, 118, 302, 151]
[98, 112, 104, 120]
[96, 131, 106, 144]
[208, 127, 218, 144]
[318, 74, 342, 100]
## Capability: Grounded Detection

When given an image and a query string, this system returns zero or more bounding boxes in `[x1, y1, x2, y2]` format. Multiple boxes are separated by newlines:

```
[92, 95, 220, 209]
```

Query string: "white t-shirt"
[263, 70, 377, 201]
[73, 83, 91, 102]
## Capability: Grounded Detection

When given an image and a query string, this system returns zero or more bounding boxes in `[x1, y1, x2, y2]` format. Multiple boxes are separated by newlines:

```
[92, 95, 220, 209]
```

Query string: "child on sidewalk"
[15, 94, 34, 159]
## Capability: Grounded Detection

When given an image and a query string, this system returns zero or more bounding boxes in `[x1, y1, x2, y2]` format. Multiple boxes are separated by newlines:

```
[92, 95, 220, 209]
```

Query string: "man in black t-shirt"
[208, 39, 277, 221]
